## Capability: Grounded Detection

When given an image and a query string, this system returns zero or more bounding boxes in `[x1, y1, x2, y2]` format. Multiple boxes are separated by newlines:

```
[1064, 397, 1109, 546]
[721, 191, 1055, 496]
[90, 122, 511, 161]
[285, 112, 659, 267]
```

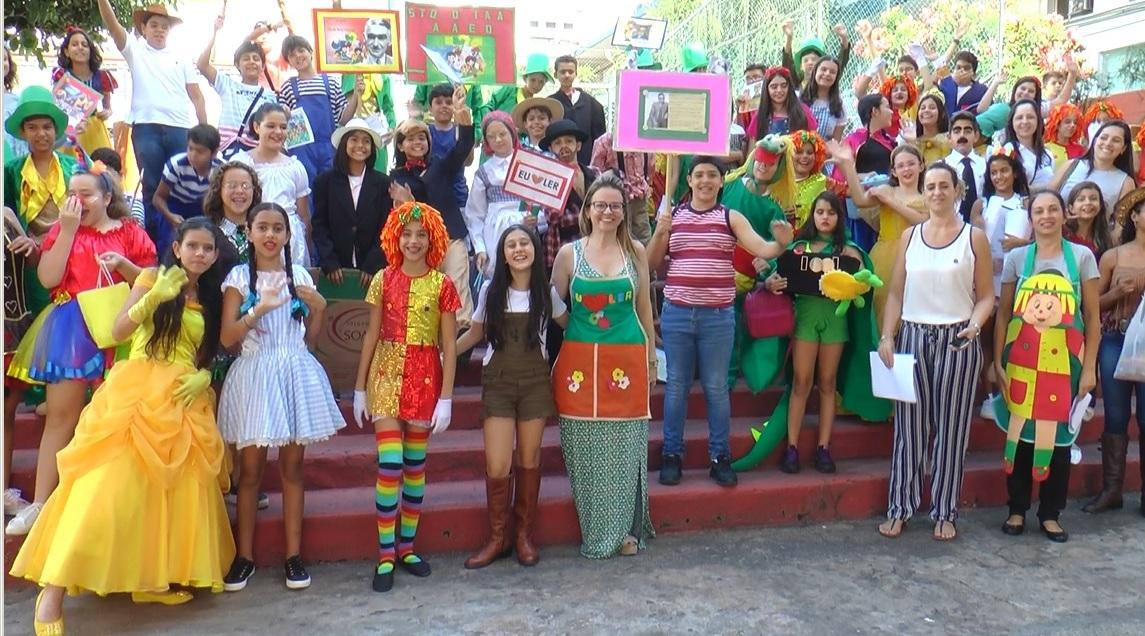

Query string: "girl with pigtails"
[217, 202, 345, 593]
[353, 202, 460, 593]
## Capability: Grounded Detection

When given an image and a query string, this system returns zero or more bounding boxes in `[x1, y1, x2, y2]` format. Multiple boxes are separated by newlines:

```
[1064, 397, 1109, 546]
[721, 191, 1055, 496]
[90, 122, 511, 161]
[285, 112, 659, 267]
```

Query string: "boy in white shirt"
[96, 0, 207, 250]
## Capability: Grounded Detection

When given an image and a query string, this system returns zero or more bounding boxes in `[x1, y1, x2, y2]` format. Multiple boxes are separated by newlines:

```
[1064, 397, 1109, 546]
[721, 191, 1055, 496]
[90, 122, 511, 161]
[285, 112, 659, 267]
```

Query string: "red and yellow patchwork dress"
[365, 267, 461, 422]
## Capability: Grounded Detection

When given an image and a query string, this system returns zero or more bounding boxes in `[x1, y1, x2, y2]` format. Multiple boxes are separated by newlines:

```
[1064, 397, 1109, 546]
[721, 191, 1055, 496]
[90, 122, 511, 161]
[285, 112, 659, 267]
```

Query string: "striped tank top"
[664, 203, 737, 308]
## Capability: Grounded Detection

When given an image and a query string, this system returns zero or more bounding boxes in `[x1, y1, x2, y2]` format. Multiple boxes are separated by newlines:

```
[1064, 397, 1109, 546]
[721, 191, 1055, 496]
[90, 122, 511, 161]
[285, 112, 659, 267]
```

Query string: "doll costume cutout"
[997, 240, 1085, 481]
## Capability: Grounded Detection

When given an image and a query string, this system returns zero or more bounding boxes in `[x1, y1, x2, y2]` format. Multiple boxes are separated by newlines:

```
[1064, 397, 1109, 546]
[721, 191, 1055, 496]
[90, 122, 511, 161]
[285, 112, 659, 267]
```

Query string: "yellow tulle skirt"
[869, 237, 898, 327]
[10, 358, 235, 595]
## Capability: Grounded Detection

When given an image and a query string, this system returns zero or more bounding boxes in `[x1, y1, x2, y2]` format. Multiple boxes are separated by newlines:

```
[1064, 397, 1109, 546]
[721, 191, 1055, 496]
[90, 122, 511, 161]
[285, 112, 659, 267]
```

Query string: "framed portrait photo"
[614, 70, 731, 155]
[313, 9, 403, 74]
[611, 16, 668, 50]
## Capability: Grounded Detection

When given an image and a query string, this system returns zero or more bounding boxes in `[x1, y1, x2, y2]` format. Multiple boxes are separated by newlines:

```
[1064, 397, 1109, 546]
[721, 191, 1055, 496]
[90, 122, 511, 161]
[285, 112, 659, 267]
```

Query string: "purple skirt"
[26, 300, 105, 383]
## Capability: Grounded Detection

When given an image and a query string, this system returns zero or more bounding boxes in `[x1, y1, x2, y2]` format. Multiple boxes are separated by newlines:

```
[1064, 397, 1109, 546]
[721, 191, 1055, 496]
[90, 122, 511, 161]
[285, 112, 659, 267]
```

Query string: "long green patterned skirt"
[558, 417, 655, 558]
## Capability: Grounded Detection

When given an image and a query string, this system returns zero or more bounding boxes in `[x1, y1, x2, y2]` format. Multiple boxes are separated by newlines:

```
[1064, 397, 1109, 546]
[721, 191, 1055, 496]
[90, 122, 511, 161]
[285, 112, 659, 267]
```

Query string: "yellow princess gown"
[10, 269, 235, 595]
[869, 197, 926, 324]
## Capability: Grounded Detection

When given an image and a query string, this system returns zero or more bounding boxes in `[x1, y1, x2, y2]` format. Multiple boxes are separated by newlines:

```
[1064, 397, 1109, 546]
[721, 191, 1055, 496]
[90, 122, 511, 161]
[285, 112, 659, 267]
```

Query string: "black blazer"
[311, 167, 392, 275]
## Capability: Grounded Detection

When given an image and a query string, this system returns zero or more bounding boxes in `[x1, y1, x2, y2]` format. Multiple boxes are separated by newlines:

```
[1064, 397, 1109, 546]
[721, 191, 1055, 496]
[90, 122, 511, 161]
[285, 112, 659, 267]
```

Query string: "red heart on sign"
[531, 174, 544, 184]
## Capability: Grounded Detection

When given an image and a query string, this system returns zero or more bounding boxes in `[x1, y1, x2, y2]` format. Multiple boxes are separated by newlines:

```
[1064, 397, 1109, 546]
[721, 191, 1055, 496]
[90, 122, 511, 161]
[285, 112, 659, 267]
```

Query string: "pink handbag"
[743, 288, 794, 339]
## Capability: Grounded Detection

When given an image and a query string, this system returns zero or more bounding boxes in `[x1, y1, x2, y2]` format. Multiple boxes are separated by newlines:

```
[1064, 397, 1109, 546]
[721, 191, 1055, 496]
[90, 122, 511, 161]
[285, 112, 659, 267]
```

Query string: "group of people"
[2, 2, 1145, 634]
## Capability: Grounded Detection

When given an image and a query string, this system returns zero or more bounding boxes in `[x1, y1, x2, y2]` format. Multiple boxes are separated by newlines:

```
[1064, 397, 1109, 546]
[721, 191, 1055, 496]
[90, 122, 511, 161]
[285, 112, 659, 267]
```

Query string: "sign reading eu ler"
[502, 149, 576, 211]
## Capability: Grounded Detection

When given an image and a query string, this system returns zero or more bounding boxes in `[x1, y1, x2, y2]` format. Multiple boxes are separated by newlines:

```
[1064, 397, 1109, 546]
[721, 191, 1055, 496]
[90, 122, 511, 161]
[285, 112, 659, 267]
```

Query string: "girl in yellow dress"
[12, 218, 236, 635]
[903, 93, 951, 165]
[830, 143, 927, 324]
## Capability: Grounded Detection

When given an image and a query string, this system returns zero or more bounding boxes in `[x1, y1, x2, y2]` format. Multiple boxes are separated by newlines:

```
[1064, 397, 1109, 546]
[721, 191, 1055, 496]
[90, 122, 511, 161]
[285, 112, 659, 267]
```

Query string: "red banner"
[404, 3, 516, 86]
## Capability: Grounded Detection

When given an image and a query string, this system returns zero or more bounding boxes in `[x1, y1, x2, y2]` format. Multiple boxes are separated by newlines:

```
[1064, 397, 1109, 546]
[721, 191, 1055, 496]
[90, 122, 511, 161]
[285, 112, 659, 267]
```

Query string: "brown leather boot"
[464, 475, 513, 569]
[1083, 433, 1127, 513]
[513, 466, 541, 566]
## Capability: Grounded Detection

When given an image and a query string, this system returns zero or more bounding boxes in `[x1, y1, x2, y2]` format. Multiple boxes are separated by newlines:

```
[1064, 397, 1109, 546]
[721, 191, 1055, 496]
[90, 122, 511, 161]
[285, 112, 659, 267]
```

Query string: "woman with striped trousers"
[876, 162, 995, 541]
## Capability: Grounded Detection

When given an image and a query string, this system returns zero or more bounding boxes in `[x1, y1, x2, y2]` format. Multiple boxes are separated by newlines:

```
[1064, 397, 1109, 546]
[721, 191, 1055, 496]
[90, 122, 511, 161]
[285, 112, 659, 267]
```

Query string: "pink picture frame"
[613, 70, 731, 155]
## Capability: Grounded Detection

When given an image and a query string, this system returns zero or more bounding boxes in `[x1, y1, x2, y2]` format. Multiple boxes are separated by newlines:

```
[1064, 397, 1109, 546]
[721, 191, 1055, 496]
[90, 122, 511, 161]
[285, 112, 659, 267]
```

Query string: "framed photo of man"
[614, 70, 731, 155]
[313, 9, 403, 74]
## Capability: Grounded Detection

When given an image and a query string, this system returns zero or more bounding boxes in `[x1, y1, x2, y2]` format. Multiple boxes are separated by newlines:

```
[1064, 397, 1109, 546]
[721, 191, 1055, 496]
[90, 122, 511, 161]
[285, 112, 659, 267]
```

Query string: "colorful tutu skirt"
[6, 298, 105, 385]
[9, 358, 235, 595]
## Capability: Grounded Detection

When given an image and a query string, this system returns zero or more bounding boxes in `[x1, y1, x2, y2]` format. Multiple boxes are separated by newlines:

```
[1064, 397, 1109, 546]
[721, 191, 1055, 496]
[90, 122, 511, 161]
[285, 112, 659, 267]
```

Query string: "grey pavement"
[5, 499, 1145, 635]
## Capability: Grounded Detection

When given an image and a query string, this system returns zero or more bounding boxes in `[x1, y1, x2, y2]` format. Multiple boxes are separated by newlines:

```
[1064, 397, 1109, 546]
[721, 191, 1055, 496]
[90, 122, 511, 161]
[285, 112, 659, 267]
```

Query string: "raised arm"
[197, 15, 226, 85]
[96, 0, 129, 52]
[728, 210, 792, 260]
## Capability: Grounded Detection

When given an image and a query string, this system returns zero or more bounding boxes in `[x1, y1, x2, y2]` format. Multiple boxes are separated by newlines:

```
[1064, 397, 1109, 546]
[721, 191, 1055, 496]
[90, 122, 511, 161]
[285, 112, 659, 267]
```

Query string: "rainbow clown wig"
[381, 201, 450, 269]
[788, 129, 828, 175]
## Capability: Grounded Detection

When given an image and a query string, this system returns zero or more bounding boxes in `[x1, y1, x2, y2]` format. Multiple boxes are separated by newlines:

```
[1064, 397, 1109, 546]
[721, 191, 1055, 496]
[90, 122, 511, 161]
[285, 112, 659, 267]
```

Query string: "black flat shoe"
[372, 567, 394, 593]
[1040, 522, 1069, 543]
[1001, 518, 1025, 536]
[398, 555, 432, 577]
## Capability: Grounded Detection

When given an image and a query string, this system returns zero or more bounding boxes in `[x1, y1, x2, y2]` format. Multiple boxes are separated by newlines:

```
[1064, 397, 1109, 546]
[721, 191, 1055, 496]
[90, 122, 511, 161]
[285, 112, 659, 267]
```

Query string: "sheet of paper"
[1068, 392, 1093, 436]
[869, 352, 917, 404]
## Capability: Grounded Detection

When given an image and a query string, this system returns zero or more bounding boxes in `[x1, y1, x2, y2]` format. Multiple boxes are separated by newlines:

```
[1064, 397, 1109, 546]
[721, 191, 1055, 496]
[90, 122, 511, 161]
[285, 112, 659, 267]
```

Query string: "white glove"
[353, 390, 368, 429]
[864, 57, 886, 79]
[430, 398, 453, 434]
[907, 43, 929, 70]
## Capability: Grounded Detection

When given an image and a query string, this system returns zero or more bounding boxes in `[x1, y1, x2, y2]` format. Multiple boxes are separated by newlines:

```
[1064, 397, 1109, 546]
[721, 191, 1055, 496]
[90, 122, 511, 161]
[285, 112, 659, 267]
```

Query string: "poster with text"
[405, 3, 515, 85]
[614, 70, 731, 155]
[313, 9, 403, 74]
[503, 148, 576, 210]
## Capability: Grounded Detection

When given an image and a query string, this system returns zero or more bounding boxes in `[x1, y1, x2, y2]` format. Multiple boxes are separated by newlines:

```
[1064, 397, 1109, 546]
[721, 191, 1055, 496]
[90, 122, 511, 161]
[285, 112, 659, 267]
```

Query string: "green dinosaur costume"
[731, 240, 892, 471]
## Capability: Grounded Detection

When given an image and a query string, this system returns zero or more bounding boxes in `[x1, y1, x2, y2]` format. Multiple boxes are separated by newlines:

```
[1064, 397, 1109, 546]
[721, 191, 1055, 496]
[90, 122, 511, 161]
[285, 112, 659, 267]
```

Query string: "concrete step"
[6, 415, 1109, 496]
[8, 383, 793, 448]
[7, 442, 1138, 575]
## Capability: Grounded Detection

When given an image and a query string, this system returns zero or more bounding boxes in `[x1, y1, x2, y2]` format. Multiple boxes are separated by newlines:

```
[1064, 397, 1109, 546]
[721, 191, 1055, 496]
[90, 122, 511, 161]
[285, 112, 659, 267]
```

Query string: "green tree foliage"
[4, 1, 167, 65]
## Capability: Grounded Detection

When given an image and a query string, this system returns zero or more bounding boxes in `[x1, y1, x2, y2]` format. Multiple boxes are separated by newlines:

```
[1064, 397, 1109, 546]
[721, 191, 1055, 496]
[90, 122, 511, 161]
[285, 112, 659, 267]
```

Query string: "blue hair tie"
[240, 291, 309, 317]
[291, 297, 310, 317]
[239, 292, 257, 314]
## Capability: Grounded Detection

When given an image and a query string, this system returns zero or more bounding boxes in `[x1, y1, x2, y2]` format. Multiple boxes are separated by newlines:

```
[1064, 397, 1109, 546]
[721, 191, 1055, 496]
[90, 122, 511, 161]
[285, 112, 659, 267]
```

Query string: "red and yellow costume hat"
[381, 202, 450, 269]
[1046, 103, 1083, 146]
[788, 130, 828, 175]
[879, 75, 918, 111]
[1081, 101, 1125, 134]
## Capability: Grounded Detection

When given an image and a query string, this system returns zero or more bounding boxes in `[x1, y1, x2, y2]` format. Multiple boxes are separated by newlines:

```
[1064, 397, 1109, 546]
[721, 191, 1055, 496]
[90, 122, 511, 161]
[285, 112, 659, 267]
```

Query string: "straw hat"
[331, 118, 382, 150]
[1115, 186, 1145, 226]
[511, 97, 564, 131]
[132, 4, 183, 31]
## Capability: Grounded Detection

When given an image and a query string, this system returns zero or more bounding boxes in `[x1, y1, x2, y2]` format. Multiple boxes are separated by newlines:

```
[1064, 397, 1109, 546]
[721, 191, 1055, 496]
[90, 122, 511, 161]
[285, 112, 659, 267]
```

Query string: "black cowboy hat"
[539, 118, 588, 151]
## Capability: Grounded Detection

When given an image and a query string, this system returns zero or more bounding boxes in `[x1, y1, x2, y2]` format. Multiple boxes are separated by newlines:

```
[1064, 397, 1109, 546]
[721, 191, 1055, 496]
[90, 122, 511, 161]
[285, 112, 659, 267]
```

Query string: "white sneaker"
[3, 488, 30, 516]
[5, 501, 42, 536]
[980, 396, 996, 421]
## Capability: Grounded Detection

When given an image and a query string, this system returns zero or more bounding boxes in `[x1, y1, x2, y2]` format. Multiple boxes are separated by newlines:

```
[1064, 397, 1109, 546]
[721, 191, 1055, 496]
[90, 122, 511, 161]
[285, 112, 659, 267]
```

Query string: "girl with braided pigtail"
[353, 201, 459, 593]
[217, 202, 345, 593]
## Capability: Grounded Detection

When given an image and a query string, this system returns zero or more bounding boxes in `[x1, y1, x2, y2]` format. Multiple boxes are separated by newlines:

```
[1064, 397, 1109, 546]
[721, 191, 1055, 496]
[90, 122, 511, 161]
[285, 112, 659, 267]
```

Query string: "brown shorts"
[481, 351, 556, 421]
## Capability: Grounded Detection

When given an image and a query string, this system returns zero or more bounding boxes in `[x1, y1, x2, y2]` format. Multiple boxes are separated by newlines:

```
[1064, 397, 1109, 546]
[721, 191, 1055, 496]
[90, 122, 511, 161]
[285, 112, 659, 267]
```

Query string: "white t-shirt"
[981, 194, 1030, 296]
[120, 36, 197, 127]
[471, 282, 568, 365]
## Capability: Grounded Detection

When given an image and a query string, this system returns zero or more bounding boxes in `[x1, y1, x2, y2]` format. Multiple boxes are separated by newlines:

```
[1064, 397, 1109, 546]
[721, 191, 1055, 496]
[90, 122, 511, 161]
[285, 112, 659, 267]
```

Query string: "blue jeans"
[660, 300, 735, 459]
[1098, 332, 1145, 436]
[132, 123, 189, 250]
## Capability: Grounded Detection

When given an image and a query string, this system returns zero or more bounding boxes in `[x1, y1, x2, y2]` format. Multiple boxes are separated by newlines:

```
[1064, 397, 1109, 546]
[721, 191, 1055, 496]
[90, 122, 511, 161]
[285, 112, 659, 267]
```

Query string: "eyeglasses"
[223, 182, 252, 192]
[590, 201, 624, 213]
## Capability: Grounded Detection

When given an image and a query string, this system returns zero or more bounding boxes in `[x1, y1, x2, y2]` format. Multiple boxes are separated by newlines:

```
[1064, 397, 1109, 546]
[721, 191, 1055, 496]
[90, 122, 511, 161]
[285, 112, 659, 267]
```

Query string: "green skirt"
[558, 417, 655, 558]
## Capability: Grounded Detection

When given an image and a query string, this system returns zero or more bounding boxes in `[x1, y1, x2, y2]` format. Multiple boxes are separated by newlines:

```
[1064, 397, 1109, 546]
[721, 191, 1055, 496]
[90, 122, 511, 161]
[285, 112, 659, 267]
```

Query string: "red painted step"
[6, 441, 1139, 578]
[7, 383, 792, 448]
[7, 415, 1109, 496]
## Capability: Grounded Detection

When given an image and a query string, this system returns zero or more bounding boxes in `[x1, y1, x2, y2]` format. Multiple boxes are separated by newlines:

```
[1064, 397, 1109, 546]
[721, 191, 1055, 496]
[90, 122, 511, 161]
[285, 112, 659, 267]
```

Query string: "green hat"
[795, 37, 826, 62]
[681, 43, 708, 72]
[5, 86, 67, 142]
[523, 53, 553, 82]
[635, 49, 661, 70]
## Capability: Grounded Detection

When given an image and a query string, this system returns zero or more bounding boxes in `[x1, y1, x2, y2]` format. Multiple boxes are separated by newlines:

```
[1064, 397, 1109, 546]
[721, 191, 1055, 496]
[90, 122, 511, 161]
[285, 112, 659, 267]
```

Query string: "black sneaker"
[709, 455, 738, 487]
[397, 554, 431, 577]
[284, 555, 311, 590]
[813, 445, 836, 474]
[779, 445, 800, 474]
[258, 492, 270, 510]
[223, 556, 255, 592]
[224, 487, 270, 510]
[659, 454, 682, 486]
[372, 563, 395, 593]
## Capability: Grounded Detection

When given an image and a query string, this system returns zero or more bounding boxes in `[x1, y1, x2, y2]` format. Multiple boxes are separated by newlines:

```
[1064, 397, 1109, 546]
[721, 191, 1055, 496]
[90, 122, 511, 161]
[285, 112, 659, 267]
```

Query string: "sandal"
[933, 520, 958, 542]
[131, 590, 194, 605]
[619, 535, 639, 556]
[877, 519, 906, 538]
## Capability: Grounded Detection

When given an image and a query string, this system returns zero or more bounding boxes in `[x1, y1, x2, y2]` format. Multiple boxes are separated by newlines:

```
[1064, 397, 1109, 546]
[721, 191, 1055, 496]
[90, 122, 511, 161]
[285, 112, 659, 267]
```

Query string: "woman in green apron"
[994, 190, 1100, 542]
[550, 173, 656, 558]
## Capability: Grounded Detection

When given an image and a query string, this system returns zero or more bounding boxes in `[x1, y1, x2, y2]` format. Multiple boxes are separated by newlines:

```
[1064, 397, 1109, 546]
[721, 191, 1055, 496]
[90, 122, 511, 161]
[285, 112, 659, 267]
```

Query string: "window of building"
[529, 20, 538, 27]
[564, 23, 574, 29]
[1100, 43, 1145, 94]
[546, 21, 556, 28]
